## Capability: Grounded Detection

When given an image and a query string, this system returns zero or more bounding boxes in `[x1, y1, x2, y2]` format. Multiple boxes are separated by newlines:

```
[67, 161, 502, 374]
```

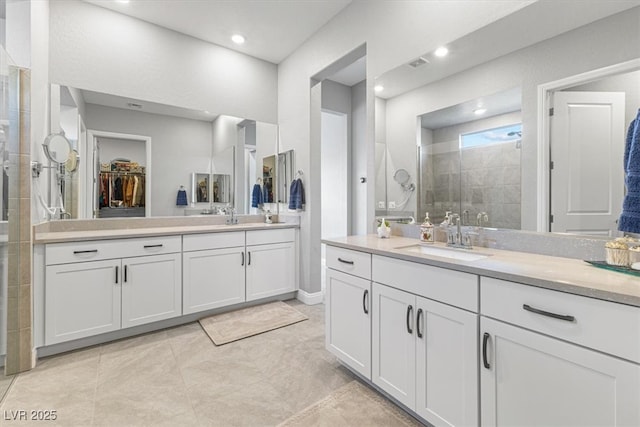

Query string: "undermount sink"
[396, 244, 491, 262]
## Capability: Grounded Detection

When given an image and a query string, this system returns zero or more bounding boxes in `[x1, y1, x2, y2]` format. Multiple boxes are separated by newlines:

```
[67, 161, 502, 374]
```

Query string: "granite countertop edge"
[35, 222, 299, 244]
[323, 236, 640, 308]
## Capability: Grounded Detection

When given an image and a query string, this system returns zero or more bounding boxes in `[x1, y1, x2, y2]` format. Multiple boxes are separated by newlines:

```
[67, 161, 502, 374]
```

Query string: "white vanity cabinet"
[45, 236, 182, 345]
[182, 232, 246, 314]
[480, 277, 640, 426]
[372, 255, 479, 427]
[245, 229, 296, 301]
[325, 246, 372, 378]
[183, 228, 297, 313]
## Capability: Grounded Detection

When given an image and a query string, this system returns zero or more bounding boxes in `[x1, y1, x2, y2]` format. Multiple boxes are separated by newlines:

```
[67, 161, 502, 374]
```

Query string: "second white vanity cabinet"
[371, 255, 479, 427]
[182, 232, 246, 314]
[245, 229, 296, 301]
[325, 246, 372, 378]
[480, 277, 640, 426]
[182, 228, 296, 314]
[45, 236, 182, 345]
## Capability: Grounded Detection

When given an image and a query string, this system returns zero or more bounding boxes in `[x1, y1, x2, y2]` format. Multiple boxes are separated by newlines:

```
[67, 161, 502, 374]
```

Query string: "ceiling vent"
[407, 57, 429, 68]
[126, 102, 143, 109]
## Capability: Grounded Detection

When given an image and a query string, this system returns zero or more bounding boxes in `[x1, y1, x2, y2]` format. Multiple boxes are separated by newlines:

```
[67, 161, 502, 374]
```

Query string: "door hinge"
[549, 107, 554, 116]
[549, 214, 554, 223]
[550, 161, 554, 170]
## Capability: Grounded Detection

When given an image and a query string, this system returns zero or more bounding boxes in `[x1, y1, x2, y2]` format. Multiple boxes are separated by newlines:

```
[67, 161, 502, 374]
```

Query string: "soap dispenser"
[265, 210, 273, 224]
[420, 212, 434, 244]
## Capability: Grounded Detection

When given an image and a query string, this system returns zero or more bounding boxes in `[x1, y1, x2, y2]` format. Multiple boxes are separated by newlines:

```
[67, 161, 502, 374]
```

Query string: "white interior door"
[550, 91, 625, 235]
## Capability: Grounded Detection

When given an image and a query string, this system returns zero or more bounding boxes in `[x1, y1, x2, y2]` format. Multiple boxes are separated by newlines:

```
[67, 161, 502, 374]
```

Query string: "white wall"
[49, 0, 278, 124]
[321, 111, 348, 240]
[350, 80, 367, 234]
[97, 137, 146, 167]
[85, 104, 213, 216]
[383, 7, 640, 231]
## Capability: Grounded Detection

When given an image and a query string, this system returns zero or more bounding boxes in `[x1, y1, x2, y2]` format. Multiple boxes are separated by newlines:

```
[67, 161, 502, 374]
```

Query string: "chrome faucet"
[477, 212, 489, 227]
[225, 207, 238, 225]
[446, 213, 473, 249]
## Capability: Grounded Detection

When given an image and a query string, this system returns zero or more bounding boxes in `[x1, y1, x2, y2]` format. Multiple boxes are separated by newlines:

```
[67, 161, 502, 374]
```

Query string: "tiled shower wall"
[420, 140, 521, 229]
[6, 67, 32, 375]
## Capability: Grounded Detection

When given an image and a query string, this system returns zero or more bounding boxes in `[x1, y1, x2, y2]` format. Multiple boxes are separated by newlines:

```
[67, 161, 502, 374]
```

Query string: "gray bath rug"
[199, 301, 308, 345]
[278, 380, 422, 427]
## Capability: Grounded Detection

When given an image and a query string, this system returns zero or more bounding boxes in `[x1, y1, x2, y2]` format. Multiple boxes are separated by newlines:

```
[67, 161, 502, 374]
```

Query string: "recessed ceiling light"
[115, 0, 130, 4]
[434, 46, 449, 58]
[473, 108, 487, 115]
[374, 85, 384, 93]
[231, 34, 246, 45]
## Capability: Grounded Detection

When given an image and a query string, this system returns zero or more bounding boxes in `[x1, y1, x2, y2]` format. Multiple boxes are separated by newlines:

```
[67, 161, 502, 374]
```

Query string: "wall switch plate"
[378, 201, 386, 208]
[388, 201, 396, 209]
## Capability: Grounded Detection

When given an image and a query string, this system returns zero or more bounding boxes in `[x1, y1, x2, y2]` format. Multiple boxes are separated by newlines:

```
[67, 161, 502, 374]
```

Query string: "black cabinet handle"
[74, 249, 98, 254]
[248, 251, 251, 266]
[115, 266, 119, 284]
[241, 252, 245, 266]
[337, 258, 354, 265]
[363, 290, 369, 314]
[416, 308, 424, 338]
[406, 305, 413, 334]
[523, 304, 575, 322]
[482, 332, 491, 369]
[143, 244, 163, 249]
[124, 265, 128, 283]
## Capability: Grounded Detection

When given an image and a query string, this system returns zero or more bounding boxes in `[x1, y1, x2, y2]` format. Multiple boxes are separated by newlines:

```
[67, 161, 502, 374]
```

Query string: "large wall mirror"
[48, 85, 280, 219]
[374, 3, 639, 236]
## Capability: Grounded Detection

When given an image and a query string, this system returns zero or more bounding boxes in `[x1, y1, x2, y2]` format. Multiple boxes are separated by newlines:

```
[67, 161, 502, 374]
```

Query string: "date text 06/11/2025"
[3, 410, 57, 421]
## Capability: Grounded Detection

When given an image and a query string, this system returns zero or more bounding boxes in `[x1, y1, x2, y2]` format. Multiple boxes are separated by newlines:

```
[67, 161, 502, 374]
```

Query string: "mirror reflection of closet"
[96, 136, 147, 218]
[262, 155, 276, 203]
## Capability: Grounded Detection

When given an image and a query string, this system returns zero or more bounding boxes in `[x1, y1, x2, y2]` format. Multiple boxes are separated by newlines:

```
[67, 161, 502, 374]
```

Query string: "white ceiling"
[83, 0, 352, 64]
[327, 56, 366, 87]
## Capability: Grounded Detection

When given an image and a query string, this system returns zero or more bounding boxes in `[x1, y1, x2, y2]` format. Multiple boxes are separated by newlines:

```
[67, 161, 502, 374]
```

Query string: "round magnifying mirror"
[65, 149, 79, 173]
[43, 133, 72, 164]
[393, 168, 410, 185]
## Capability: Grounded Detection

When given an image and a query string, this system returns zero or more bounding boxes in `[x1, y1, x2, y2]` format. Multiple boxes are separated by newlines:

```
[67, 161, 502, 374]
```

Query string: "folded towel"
[289, 178, 305, 211]
[176, 189, 188, 206]
[251, 184, 263, 208]
[619, 109, 640, 233]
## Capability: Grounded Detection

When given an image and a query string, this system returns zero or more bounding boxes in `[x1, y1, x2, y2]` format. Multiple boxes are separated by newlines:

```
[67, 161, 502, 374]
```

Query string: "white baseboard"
[297, 289, 324, 305]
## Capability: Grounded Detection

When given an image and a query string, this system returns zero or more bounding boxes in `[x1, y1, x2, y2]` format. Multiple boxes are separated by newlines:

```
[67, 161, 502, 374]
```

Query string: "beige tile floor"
[0, 301, 422, 426]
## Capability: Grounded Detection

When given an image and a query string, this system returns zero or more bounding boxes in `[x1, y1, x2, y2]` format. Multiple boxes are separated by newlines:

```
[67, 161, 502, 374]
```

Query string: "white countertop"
[323, 235, 640, 307]
[35, 222, 298, 244]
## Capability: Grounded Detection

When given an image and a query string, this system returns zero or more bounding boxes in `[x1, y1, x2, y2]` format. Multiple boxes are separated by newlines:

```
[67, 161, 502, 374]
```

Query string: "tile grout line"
[167, 328, 204, 427]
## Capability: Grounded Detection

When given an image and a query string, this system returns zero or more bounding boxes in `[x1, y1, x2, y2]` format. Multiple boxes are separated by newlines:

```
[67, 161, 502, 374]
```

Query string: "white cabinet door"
[183, 247, 246, 315]
[245, 242, 295, 301]
[325, 268, 371, 378]
[481, 317, 640, 427]
[416, 297, 478, 427]
[45, 259, 121, 345]
[121, 253, 182, 328]
[372, 282, 416, 409]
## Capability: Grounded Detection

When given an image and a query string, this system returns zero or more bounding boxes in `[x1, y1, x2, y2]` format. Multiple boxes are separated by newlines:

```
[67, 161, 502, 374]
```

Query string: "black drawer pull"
[523, 304, 575, 322]
[124, 265, 128, 283]
[416, 308, 424, 338]
[363, 289, 369, 314]
[143, 244, 164, 249]
[74, 249, 98, 254]
[115, 266, 119, 284]
[406, 305, 413, 334]
[337, 258, 354, 265]
[248, 251, 251, 266]
[241, 252, 245, 266]
[482, 332, 491, 369]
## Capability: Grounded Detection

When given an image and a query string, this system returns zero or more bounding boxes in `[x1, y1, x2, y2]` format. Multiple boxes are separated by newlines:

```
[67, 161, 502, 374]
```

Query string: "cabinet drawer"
[372, 255, 478, 312]
[481, 277, 640, 363]
[46, 236, 181, 265]
[326, 246, 371, 280]
[246, 228, 295, 246]
[183, 231, 245, 252]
